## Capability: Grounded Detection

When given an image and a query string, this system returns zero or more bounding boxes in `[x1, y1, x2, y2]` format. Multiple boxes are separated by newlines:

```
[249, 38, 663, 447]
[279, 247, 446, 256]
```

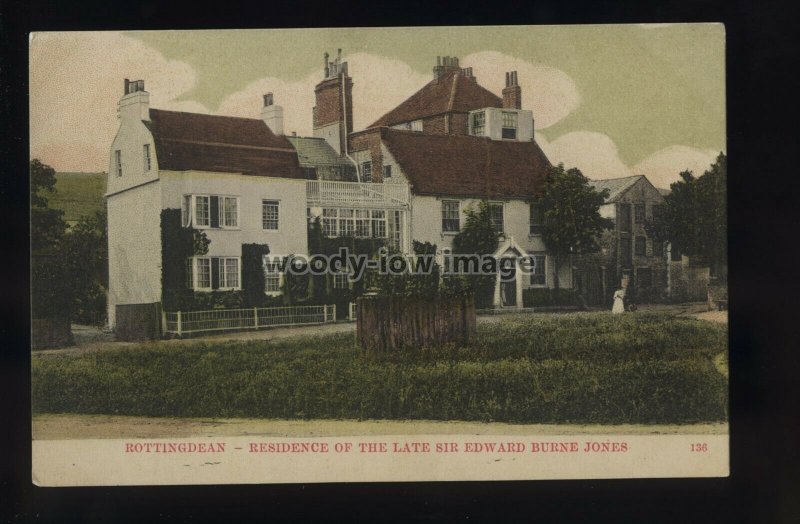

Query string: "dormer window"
[472, 111, 485, 136]
[502, 111, 518, 140]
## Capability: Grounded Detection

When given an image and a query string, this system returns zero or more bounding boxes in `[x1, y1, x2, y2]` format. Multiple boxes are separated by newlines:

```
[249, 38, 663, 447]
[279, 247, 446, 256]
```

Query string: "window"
[333, 270, 350, 289]
[383, 165, 392, 179]
[186, 258, 193, 289]
[617, 203, 631, 233]
[634, 203, 645, 223]
[389, 210, 402, 249]
[219, 257, 240, 289]
[361, 162, 372, 183]
[184, 195, 238, 229]
[489, 203, 504, 234]
[529, 203, 544, 235]
[530, 254, 546, 286]
[188, 257, 239, 291]
[442, 200, 460, 233]
[182, 195, 192, 227]
[339, 209, 355, 236]
[472, 111, 485, 136]
[195, 196, 210, 227]
[355, 209, 371, 237]
[371, 210, 386, 238]
[322, 208, 338, 236]
[114, 150, 122, 177]
[143, 144, 151, 171]
[263, 259, 282, 293]
[410, 120, 422, 132]
[652, 204, 664, 221]
[262, 200, 279, 230]
[502, 111, 518, 140]
[221, 197, 238, 228]
[635, 235, 647, 257]
[195, 258, 211, 289]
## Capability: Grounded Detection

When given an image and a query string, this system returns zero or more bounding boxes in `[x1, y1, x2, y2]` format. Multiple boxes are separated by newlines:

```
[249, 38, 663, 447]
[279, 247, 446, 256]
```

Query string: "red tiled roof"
[144, 109, 307, 179]
[381, 129, 552, 199]
[368, 71, 502, 128]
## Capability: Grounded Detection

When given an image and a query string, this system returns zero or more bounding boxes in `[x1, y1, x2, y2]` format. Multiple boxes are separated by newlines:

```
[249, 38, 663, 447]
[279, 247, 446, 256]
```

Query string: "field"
[32, 312, 728, 425]
[49, 172, 106, 223]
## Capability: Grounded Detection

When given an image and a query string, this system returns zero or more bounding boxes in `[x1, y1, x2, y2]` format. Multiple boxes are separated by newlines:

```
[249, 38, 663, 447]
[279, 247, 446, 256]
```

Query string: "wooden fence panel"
[356, 295, 476, 353]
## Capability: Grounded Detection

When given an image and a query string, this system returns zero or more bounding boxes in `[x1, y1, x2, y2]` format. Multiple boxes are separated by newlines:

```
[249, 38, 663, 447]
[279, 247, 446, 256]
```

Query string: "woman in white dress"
[612, 287, 626, 314]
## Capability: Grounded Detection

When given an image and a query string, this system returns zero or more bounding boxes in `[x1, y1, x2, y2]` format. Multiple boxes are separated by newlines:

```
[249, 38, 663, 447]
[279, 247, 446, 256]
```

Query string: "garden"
[32, 312, 728, 425]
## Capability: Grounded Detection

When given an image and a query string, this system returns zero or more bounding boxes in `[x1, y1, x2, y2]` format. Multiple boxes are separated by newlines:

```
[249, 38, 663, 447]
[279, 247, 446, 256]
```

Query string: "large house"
[106, 52, 572, 331]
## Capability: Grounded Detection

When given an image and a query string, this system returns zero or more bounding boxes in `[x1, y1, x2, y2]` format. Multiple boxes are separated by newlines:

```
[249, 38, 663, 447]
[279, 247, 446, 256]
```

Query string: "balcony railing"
[307, 180, 410, 208]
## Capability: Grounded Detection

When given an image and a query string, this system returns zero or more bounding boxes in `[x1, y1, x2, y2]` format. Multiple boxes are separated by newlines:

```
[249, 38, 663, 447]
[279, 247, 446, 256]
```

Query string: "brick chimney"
[502, 71, 522, 110]
[118, 78, 150, 122]
[313, 49, 353, 155]
[433, 56, 462, 81]
[261, 92, 284, 135]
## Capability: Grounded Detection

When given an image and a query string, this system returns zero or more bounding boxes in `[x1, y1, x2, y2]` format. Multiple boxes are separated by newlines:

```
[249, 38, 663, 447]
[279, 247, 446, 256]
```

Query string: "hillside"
[50, 172, 106, 224]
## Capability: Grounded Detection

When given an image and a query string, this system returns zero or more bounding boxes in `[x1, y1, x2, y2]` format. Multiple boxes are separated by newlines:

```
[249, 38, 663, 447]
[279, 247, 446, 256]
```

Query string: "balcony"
[306, 180, 410, 208]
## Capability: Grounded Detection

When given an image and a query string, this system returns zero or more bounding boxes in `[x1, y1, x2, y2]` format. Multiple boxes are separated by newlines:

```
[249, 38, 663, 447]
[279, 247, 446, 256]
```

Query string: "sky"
[29, 24, 725, 188]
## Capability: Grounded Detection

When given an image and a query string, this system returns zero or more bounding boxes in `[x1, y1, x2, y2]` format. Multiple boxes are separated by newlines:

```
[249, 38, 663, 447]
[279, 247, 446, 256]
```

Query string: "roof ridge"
[149, 108, 263, 124]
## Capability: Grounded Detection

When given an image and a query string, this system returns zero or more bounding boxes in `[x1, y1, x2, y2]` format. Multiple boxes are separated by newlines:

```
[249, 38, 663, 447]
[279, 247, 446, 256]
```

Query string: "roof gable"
[368, 71, 502, 128]
[589, 175, 664, 203]
[145, 109, 307, 179]
[382, 129, 551, 199]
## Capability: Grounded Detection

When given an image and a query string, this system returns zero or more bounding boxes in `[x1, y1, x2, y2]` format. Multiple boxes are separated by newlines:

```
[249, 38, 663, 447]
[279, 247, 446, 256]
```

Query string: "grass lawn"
[32, 312, 728, 424]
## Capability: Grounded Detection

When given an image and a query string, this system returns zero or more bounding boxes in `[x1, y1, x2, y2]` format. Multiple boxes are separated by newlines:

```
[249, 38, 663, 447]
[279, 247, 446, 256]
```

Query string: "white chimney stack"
[261, 92, 284, 135]
[118, 78, 150, 122]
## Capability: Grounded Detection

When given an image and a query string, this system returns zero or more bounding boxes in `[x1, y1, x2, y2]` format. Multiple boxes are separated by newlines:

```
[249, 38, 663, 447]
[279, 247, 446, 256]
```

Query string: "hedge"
[32, 313, 727, 424]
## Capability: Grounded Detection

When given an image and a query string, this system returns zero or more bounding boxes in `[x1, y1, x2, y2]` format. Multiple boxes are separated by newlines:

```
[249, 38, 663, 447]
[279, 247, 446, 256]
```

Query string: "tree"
[30, 159, 66, 252]
[537, 164, 614, 294]
[452, 201, 500, 308]
[31, 159, 70, 319]
[647, 152, 727, 279]
[63, 210, 109, 324]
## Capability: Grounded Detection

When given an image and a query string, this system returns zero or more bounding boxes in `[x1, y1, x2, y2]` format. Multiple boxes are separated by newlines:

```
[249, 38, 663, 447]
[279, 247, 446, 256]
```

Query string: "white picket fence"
[163, 304, 336, 337]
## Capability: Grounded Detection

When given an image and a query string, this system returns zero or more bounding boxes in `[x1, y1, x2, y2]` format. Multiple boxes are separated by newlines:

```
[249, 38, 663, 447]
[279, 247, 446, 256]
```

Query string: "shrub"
[522, 288, 578, 307]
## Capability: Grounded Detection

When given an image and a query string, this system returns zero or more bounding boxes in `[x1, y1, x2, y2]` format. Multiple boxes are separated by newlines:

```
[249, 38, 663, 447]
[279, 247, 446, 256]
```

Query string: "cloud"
[216, 53, 430, 136]
[536, 131, 633, 179]
[29, 32, 207, 172]
[463, 51, 581, 130]
[537, 131, 722, 188]
[633, 145, 721, 188]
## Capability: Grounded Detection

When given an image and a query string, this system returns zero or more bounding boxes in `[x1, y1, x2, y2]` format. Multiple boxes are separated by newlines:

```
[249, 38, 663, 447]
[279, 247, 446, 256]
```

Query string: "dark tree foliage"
[31, 160, 70, 319]
[452, 201, 500, 308]
[647, 152, 727, 279]
[63, 210, 108, 324]
[537, 164, 614, 292]
[242, 243, 271, 305]
[160, 209, 210, 311]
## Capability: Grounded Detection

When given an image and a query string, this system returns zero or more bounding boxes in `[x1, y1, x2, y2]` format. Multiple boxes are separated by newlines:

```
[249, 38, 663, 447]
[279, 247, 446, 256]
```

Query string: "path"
[36, 302, 725, 357]
[32, 414, 728, 440]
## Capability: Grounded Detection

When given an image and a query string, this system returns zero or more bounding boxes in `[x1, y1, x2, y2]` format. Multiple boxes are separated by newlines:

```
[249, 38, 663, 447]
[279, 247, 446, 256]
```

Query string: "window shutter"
[210, 196, 220, 228]
[211, 257, 220, 289]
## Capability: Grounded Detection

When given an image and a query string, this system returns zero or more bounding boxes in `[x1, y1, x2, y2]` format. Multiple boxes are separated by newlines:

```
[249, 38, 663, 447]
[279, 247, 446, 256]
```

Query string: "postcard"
[30, 24, 727, 485]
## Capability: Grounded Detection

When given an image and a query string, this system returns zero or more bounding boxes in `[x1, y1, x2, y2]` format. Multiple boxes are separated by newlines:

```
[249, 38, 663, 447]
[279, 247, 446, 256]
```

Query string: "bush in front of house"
[32, 313, 727, 424]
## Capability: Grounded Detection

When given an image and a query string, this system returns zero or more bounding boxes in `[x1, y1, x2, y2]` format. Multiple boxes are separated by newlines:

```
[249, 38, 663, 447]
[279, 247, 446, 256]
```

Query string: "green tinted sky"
[128, 24, 724, 166]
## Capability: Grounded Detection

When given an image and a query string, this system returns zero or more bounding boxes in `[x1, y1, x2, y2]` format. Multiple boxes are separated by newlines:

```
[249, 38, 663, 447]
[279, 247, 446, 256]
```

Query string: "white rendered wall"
[159, 171, 309, 259]
[106, 180, 163, 328]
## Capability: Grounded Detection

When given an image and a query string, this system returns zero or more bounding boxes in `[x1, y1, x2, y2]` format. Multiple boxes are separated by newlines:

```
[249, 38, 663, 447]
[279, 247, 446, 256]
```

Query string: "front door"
[501, 261, 517, 307]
